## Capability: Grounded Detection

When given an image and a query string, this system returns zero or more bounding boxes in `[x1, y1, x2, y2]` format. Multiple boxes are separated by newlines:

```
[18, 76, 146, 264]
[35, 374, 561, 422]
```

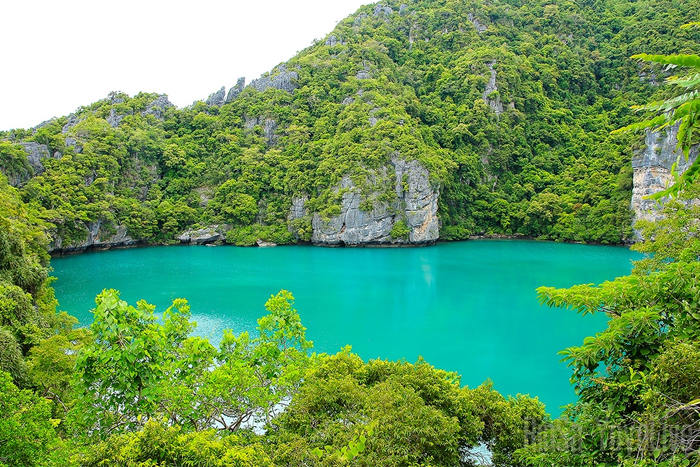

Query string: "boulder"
[177, 226, 223, 245]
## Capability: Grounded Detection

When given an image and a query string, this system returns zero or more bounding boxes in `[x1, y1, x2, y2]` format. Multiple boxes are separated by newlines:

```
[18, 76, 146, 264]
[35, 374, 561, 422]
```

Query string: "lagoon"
[50, 240, 640, 415]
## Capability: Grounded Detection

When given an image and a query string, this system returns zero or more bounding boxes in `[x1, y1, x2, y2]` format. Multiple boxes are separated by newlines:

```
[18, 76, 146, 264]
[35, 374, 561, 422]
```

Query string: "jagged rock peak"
[143, 95, 174, 119]
[206, 86, 226, 106]
[225, 77, 245, 103]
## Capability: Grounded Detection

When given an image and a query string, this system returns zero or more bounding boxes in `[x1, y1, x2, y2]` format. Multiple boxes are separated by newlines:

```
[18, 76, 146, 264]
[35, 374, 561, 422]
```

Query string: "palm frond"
[631, 54, 700, 69]
[666, 73, 700, 89]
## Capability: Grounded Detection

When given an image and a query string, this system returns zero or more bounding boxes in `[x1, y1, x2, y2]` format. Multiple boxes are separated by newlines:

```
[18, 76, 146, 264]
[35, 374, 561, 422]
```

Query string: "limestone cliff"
[631, 124, 699, 236]
[295, 157, 439, 246]
[49, 222, 137, 254]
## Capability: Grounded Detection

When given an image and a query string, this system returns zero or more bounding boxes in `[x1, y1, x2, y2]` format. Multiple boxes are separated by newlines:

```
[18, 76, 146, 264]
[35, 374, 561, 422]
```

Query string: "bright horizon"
[0, 0, 370, 131]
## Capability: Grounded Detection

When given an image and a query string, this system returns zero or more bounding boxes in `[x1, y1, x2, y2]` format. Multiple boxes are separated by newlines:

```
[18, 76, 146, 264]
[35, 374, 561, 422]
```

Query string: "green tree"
[73, 289, 196, 437]
[0, 371, 64, 467]
[615, 23, 700, 199]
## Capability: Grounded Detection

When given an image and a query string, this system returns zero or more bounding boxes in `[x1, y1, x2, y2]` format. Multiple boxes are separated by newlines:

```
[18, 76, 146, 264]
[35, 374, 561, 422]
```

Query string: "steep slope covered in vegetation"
[2, 0, 699, 249]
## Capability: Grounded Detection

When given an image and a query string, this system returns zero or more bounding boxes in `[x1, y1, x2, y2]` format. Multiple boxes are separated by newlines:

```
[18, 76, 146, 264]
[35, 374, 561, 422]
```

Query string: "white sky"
[0, 0, 370, 131]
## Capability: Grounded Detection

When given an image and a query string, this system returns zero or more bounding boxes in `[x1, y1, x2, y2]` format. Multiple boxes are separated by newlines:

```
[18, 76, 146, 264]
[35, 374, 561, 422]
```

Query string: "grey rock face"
[354, 13, 368, 26]
[62, 114, 83, 151]
[263, 119, 278, 146]
[49, 222, 137, 253]
[206, 86, 226, 106]
[177, 226, 223, 245]
[62, 114, 80, 134]
[106, 108, 124, 127]
[373, 5, 394, 17]
[20, 142, 51, 176]
[309, 157, 439, 245]
[468, 13, 488, 33]
[325, 35, 340, 46]
[243, 116, 278, 146]
[143, 95, 173, 119]
[64, 137, 79, 150]
[225, 78, 246, 103]
[356, 62, 372, 80]
[249, 65, 299, 93]
[31, 118, 58, 131]
[290, 197, 308, 220]
[482, 61, 503, 116]
[399, 4, 408, 14]
[631, 124, 699, 237]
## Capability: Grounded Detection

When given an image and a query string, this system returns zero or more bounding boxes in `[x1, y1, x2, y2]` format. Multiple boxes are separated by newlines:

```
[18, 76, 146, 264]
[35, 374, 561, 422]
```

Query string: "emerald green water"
[50, 240, 640, 415]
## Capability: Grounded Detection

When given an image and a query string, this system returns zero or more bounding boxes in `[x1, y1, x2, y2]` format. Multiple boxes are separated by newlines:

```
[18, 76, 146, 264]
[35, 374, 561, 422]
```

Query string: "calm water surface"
[51, 240, 640, 415]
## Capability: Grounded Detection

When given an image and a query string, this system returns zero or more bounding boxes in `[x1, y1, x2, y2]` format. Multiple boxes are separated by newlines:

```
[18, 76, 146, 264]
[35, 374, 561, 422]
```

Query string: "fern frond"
[632, 54, 700, 69]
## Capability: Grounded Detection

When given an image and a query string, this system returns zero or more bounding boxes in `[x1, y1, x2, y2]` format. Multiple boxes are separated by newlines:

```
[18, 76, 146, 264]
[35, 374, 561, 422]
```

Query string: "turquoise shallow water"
[50, 240, 640, 416]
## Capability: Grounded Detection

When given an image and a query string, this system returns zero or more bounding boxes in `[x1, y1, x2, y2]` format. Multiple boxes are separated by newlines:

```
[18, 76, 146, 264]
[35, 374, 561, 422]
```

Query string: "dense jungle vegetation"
[2, 0, 700, 465]
[1, 0, 699, 248]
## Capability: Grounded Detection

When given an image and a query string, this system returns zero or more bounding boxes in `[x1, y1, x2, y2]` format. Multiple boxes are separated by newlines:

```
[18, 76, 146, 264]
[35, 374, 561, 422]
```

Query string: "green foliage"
[73, 289, 312, 438]
[524, 183, 700, 465]
[78, 419, 272, 467]
[0, 141, 33, 185]
[225, 224, 295, 246]
[389, 219, 410, 240]
[6, 0, 696, 246]
[270, 348, 545, 466]
[74, 289, 197, 437]
[615, 23, 700, 199]
[0, 328, 24, 383]
[632, 180, 700, 274]
[0, 371, 64, 467]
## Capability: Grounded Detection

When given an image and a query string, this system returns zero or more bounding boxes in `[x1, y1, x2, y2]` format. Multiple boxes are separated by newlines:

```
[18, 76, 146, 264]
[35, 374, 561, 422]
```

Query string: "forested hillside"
[2, 0, 699, 250]
[2, 0, 700, 465]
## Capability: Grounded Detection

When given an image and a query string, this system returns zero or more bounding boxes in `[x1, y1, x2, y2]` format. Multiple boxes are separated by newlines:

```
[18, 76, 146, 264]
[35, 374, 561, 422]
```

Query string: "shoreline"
[49, 233, 634, 257]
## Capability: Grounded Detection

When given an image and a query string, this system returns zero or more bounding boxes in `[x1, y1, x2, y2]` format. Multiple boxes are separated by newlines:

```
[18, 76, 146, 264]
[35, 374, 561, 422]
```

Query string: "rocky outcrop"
[468, 13, 488, 33]
[249, 65, 298, 93]
[106, 108, 124, 127]
[225, 78, 246, 103]
[177, 226, 224, 245]
[244, 116, 278, 146]
[356, 62, 372, 80]
[49, 222, 137, 254]
[256, 239, 277, 247]
[206, 86, 226, 107]
[20, 142, 50, 175]
[482, 62, 503, 116]
[143, 95, 173, 119]
[373, 5, 394, 17]
[304, 157, 439, 246]
[325, 35, 343, 47]
[631, 124, 699, 237]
